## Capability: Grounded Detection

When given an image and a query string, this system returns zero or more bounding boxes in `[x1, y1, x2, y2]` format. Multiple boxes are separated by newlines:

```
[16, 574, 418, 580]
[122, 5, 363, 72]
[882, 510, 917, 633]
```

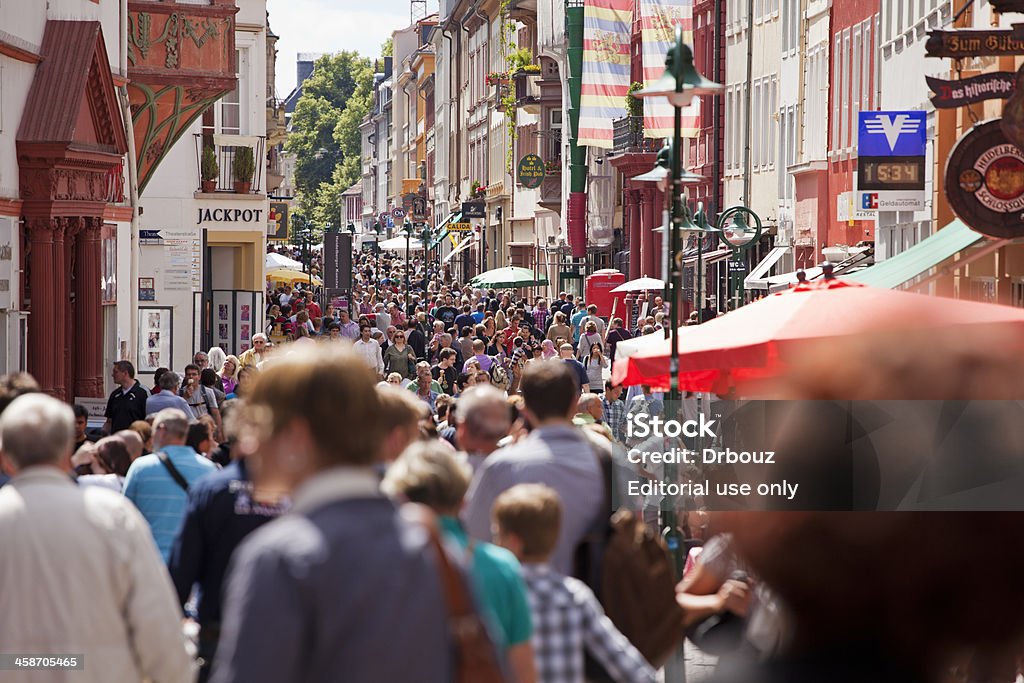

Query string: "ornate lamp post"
[632, 26, 723, 601]
[716, 206, 763, 310]
[402, 221, 413, 303]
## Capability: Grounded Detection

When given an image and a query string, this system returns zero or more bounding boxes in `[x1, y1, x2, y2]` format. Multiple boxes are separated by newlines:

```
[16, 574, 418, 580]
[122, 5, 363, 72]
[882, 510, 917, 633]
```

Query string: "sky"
[268, 0, 438, 99]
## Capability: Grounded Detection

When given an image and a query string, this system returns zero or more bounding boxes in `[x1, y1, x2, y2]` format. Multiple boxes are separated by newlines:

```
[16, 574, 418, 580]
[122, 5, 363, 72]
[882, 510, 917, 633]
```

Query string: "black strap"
[157, 452, 190, 492]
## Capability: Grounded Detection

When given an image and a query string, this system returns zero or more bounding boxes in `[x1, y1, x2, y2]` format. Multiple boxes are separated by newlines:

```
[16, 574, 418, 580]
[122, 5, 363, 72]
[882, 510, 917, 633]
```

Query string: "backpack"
[400, 504, 509, 683]
[574, 445, 686, 675]
[488, 357, 510, 391]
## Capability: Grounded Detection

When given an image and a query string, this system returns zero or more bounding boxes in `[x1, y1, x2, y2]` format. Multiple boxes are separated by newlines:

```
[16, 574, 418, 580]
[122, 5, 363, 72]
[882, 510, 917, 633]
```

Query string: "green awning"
[845, 219, 984, 290]
[430, 212, 461, 249]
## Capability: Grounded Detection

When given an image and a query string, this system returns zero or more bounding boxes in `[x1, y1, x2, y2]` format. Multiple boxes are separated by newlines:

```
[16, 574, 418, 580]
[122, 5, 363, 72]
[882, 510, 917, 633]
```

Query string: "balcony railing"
[612, 116, 661, 154]
[194, 134, 266, 194]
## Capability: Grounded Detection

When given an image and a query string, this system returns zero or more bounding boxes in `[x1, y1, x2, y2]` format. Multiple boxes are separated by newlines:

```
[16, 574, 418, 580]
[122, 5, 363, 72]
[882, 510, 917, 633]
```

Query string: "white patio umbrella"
[378, 236, 424, 252]
[266, 252, 304, 269]
[610, 276, 665, 293]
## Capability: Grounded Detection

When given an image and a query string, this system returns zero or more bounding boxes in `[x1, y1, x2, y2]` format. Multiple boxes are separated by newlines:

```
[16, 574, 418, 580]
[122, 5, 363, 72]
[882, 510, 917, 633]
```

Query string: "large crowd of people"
[2, 246, 1024, 683]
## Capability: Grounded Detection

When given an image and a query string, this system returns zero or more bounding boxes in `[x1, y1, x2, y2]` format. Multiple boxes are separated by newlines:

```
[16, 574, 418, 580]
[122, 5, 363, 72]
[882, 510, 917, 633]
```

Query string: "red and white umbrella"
[612, 279, 1024, 392]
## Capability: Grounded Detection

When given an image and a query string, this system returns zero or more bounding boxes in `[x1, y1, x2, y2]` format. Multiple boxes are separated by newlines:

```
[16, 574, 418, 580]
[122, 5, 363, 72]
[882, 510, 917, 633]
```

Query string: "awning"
[844, 219, 984, 289]
[681, 247, 732, 266]
[430, 211, 461, 249]
[443, 234, 476, 264]
[745, 246, 791, 290]
[766, 251, 873, 292]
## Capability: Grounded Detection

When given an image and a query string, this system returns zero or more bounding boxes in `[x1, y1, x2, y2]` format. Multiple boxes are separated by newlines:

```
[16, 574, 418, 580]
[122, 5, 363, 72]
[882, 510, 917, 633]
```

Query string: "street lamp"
[716, 205, 763, 310]
[632, 24, 722, 608]
[420, 223, 431, 294]
[402, 221, 413, 305]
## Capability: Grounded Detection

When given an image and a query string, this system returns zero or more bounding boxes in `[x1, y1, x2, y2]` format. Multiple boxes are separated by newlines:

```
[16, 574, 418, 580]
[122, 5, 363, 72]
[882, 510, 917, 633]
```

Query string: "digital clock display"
[858, 156, 927, 191]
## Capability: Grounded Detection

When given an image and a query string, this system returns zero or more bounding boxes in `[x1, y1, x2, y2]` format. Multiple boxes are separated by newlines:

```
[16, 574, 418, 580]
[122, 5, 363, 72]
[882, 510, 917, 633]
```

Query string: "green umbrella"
[469, 266, 549, 289]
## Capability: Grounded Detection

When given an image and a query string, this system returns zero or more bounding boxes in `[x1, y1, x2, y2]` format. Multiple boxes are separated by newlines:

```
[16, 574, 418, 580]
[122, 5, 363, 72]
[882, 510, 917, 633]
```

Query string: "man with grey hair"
[455, 385, 513, 473]
[145, 371, 195, 418]
[124, 408, 217, 561]
[0, 394, 193, 681]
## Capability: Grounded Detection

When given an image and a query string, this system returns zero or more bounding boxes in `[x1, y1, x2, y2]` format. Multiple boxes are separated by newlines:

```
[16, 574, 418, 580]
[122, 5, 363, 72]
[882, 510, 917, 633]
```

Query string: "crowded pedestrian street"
[4, 0, 1024, 682]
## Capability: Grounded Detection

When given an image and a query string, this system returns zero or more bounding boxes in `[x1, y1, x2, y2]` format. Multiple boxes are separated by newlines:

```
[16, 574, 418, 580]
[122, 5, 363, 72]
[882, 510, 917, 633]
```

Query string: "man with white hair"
[0, 394, 194, 681]
[237, 333, 267, 369]
[455, 385, 513, 473]
[124, 408, 217, 561]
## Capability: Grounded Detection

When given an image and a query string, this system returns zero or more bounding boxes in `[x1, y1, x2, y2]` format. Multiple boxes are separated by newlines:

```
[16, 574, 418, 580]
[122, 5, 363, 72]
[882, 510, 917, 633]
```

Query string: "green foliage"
[508, 47, 533, 74]
[626, 82, 644, 119]
[201, 146, 218, 181]
[499, 0, 517, 175]
[232, 146, 255, 182]
[286, 50, 373, 222]
[381, 37, 393, 57]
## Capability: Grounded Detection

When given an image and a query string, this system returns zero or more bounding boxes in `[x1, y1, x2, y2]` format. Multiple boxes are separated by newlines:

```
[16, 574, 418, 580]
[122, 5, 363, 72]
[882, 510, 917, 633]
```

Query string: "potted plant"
[201, 146, 219, 193]
[232, 146, 256, 194]
[486, 71, 509, 87]
[471, 180, 486, 197]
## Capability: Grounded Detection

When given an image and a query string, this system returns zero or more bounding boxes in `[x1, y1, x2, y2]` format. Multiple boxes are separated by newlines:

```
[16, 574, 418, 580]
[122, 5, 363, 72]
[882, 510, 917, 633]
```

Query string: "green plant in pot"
[232, 146, 256, 194]
[201, 146, 219, 193]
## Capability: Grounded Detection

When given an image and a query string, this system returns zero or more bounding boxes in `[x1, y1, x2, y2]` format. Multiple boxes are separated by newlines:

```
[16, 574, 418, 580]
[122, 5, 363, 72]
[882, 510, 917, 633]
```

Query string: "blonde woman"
[219, 355, 241, 395]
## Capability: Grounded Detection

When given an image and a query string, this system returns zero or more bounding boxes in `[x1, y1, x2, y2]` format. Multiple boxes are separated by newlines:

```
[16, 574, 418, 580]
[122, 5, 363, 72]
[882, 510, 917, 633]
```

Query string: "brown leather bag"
[401, 504, 509, 683]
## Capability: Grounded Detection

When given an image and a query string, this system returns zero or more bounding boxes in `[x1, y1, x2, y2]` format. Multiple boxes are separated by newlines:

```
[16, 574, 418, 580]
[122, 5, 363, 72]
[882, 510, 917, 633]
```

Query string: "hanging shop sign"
[517, 153, 545, 189]
[926, 28, 1024, 59]
[926, 72, 1017, 109]
[945, 118, 1024, 239]
[268, 202, 289, 240]
[461, 201, 486, 218]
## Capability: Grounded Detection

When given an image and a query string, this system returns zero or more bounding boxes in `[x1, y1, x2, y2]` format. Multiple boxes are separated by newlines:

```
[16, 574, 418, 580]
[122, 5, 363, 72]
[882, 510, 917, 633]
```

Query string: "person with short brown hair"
[211, 346, 457, 683]
[463, 361, 605, 574]
[493, 483, 654, 683]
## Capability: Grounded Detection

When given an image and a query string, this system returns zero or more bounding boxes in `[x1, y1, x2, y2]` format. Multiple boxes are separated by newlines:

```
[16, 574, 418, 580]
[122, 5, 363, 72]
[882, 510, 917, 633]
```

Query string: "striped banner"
[578, 0, 633, 149]
[640, 0, 700, 139]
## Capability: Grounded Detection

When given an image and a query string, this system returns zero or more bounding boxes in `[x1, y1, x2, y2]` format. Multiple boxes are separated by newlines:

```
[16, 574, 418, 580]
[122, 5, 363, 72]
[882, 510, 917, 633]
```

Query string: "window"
[102, 224, 117, 305]
[752, 81, 762, 168]
[782, 0, 799, 54]
[768, 77, 777, 168]
[851, 25, 862, 150]
[841, 29, 851, 150]
[831, 34, 841, 152]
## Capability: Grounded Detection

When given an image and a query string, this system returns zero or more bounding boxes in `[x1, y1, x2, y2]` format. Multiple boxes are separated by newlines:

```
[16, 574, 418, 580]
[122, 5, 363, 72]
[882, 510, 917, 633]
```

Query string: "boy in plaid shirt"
[492, 484, 656, 683]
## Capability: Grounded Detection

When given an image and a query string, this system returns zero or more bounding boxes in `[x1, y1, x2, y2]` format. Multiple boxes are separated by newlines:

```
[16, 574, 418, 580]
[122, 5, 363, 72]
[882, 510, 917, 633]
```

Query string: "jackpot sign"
[945, 119, 1024, 239]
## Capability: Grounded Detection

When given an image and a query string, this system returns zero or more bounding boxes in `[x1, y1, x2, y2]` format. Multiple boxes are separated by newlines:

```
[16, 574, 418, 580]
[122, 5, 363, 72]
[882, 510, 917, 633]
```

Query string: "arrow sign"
[139, 229, 163, 241]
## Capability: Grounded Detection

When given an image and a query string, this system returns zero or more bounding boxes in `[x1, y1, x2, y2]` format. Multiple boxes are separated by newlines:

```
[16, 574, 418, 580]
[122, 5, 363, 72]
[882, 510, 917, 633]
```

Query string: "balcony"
[612, 116, 661, 154]
[193, 134, 266, 195]
[513, 71, 541, 113]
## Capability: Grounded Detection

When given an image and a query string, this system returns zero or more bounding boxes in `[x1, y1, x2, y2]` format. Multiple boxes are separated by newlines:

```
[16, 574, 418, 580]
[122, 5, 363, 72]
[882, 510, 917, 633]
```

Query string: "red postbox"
[585, 269, 626, 320]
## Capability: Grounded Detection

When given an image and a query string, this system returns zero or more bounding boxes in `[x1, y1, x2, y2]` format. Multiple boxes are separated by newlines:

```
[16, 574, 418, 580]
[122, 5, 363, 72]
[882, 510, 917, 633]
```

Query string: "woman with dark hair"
[225, 366, 258, 400]
[201, 367, 226, 405]
[152, 367, 169, 395]
[77, 435, 132, 492]
[186, 421, 214, 460]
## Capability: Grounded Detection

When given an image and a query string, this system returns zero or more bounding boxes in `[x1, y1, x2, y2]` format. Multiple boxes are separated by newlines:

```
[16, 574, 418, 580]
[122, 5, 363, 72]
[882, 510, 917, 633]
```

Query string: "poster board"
[137, 307, 173, 374]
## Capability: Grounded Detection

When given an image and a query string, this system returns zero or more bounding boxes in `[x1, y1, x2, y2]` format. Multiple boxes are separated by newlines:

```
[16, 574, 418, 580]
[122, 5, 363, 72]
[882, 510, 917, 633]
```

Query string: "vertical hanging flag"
[640, 0, 700, 139]
[578, 0, 634, 148]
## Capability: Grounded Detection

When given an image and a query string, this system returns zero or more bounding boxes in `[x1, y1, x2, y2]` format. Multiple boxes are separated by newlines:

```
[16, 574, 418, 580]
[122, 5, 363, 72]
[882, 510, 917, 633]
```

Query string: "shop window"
[102, 224, 116, 304]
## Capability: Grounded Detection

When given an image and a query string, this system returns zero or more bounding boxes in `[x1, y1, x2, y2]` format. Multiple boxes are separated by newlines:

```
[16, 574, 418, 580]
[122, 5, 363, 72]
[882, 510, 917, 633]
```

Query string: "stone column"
[62, 218, 81, 402]
[26, 218, 65, 399]
[627, 189, 641, 281]
[74, 218, 105, 398]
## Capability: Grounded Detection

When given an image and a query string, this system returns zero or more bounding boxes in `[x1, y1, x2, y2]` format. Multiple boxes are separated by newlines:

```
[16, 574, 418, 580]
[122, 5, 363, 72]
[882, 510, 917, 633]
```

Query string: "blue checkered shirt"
[521, 563, 655, 683]
[602, 397, 626, 443]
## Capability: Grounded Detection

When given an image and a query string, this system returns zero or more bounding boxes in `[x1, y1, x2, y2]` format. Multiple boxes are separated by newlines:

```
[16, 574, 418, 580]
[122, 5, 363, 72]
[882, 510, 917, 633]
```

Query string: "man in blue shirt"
[559, 343, 591, 393]
[124, 408, 217, 561]
[145, 371, 195, 418]
[169, 456, 287, 681]
[571, 300, 589, 344]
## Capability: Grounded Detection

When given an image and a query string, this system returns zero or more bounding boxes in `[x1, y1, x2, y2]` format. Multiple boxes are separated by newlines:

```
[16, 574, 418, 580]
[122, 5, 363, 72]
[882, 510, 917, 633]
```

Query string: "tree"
[381, 37, 393, 57]
[286, 51, 373, 226]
